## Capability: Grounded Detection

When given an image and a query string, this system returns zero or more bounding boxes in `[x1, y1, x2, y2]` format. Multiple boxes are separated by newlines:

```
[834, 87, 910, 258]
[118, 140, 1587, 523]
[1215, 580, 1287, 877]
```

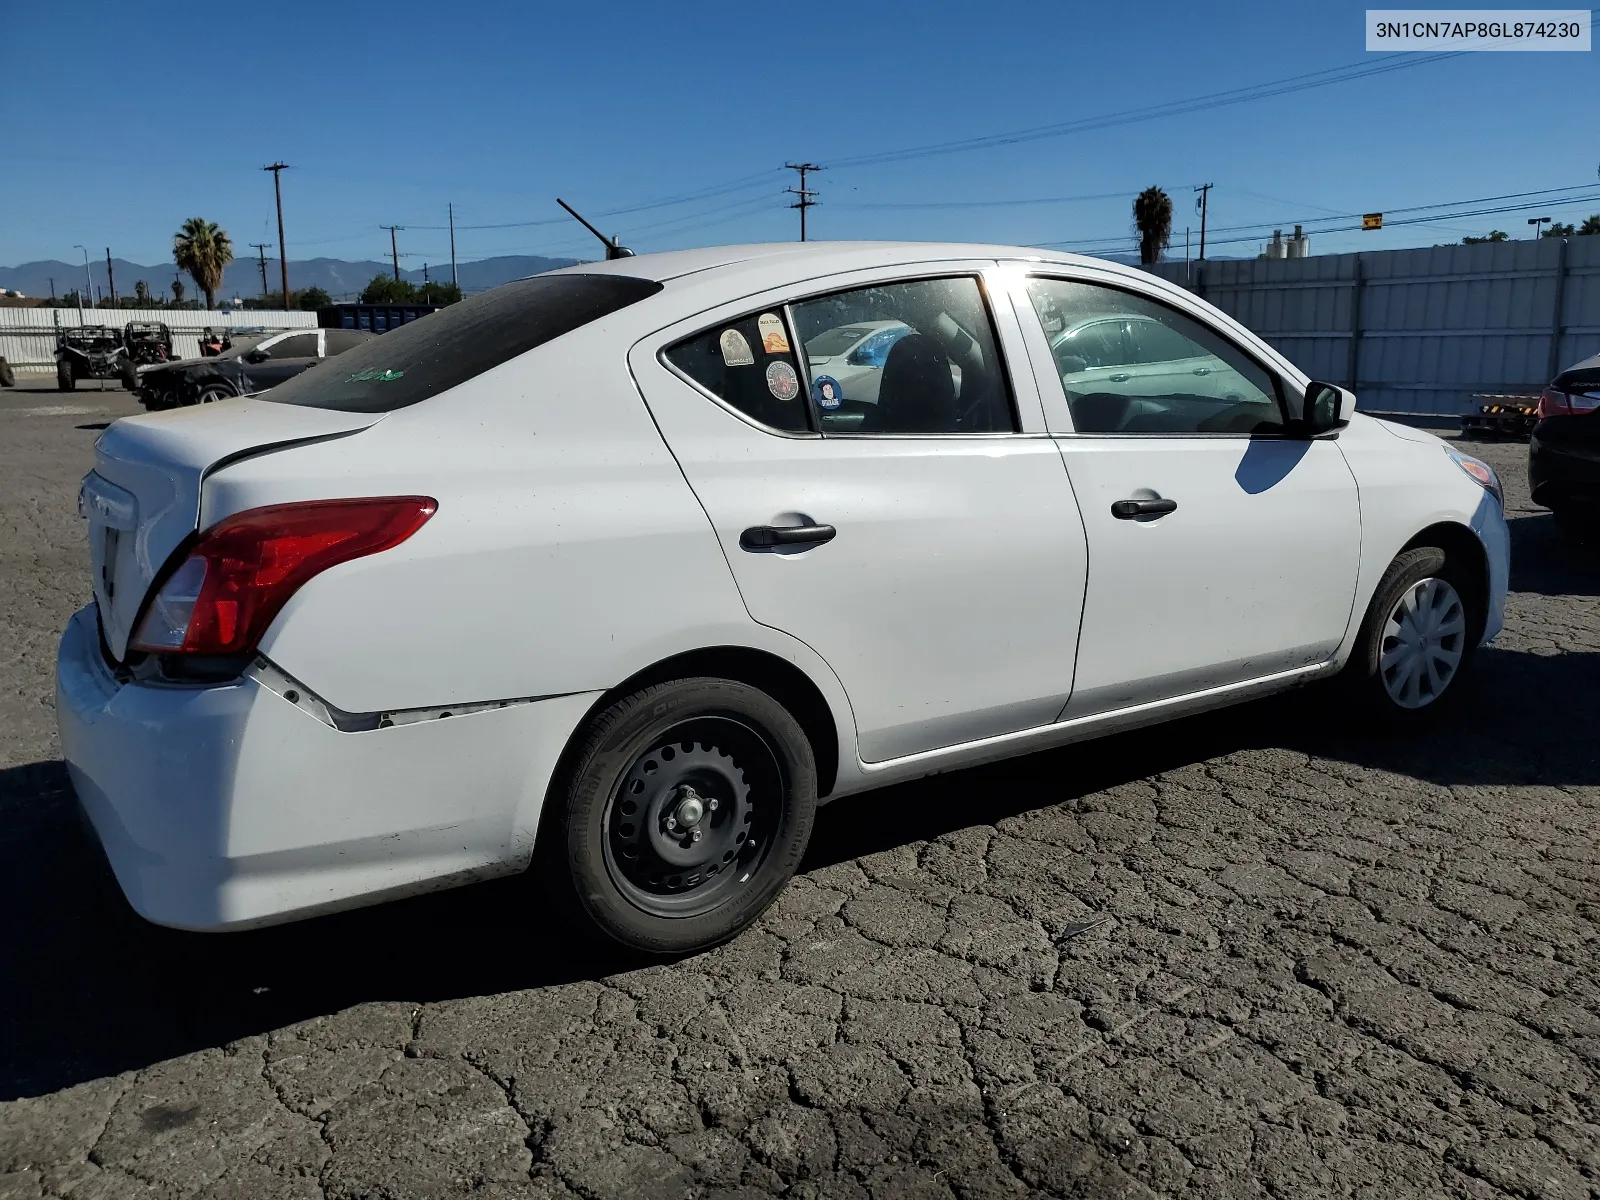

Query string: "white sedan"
[57, 243, 1509, 954]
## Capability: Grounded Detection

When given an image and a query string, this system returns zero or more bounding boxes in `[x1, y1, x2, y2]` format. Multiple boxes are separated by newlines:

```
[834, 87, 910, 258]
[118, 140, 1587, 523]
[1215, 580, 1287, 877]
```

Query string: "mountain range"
[0, 255, 581, 302]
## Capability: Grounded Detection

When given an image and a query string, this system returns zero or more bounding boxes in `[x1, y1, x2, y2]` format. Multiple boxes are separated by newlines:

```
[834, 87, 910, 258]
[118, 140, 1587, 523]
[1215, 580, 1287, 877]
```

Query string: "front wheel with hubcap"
[540, 677, 817, 955]
[1343, 545, 1476, 724]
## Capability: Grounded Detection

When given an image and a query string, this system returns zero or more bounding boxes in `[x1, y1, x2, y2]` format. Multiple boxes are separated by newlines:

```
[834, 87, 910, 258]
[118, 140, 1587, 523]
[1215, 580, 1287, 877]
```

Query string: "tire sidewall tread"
[541, 677, 817, 957]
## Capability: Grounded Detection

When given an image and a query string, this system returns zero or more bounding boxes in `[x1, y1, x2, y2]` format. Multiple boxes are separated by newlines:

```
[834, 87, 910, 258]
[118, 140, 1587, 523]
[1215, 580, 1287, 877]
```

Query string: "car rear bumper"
[56, 605, 598, 930]
[1529, 429, 1600, 511]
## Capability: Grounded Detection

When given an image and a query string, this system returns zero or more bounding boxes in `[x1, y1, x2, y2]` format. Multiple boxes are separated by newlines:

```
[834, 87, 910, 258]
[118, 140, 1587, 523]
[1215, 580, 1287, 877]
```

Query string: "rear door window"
[263, 274, 664, 412]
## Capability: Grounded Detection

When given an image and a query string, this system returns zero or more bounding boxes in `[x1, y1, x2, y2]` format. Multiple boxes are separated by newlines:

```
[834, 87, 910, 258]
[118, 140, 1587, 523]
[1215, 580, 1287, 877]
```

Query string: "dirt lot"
[1, 390, 1596, 1200]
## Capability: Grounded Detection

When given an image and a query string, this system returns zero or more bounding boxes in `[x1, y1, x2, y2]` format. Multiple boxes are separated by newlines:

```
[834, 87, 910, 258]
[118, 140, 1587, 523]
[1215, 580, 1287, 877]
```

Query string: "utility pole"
[423, 263, 429, 285]
[263, 162, 291, 305]
[105, 248, 117, 306]
[448, 202, 458, 290]
[380, 226, 404, 281]
[74, 245, 90, 320]
[785, 162, 822, 242]
[49, 277, 55, 302]
[249, 243, 272, 301]
[1185, 227, 1191, 284]
[1194, 183, 1213, 260]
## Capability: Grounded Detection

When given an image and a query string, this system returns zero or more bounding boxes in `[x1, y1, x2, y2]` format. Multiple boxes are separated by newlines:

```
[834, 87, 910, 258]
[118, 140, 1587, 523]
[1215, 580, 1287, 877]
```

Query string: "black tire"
[1342, 545, 1477, 726]
[539, 677, 817, 956]
[0, 357, 14, 388]
[120, 362, 139, 391]
[57, 360, 74, 391]
[194, 381, 233, 405]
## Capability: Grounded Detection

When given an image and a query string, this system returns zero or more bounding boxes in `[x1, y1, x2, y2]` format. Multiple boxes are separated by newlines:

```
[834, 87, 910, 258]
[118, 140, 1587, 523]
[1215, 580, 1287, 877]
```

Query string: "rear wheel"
[57, 360, 74, 391]
[1343, 546, 1476, 725]
[539, 677, 817, 956]
[194, 382, 233, 405]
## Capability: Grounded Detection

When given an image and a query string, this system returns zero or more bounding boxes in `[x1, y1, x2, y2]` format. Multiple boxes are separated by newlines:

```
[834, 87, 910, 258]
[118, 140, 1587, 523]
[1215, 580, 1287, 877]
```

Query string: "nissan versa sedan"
[57, 243, 1509, 955]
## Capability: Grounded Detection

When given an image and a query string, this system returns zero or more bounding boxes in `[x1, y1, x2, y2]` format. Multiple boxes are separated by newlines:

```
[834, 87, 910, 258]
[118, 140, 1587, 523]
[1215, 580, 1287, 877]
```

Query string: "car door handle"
[739, 523, 837, 550]
[1108, 372, 1131, 383]
[1111, 498, 1178, 520]
[1192, 366, 1212, 376]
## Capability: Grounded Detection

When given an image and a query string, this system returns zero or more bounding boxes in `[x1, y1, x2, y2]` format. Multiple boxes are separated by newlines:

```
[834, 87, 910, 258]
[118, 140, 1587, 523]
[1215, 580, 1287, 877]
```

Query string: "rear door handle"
[1108, 372, 1131, 383]
[1111, 498, 1178, 520]
[1192, 366, 1212, 376]
[740, 523, 837, 550]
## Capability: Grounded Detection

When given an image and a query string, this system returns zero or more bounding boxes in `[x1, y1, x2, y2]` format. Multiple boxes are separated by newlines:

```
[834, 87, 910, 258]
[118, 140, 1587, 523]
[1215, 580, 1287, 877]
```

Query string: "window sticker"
[718, 328, 755, 366]
[757, 312, 791, 355]
[812, 374, 842, 410]
[765, 360, 800, 401]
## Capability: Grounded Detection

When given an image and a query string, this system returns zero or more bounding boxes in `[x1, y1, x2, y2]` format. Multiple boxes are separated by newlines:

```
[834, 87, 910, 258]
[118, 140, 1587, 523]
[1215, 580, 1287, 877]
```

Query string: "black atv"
[120, 322, 174, 389]
[56, 325, 128, 391]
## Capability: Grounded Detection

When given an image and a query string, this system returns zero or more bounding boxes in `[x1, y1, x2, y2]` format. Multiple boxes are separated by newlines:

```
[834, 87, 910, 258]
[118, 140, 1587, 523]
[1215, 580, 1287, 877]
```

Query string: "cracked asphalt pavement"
[2, 384, 1597, 1199]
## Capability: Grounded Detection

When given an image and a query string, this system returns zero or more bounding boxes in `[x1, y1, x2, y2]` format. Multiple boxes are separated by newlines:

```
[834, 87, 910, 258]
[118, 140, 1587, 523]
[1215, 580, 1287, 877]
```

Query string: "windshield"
[263, 274, 663, 413]
[805, 325, 876, 357]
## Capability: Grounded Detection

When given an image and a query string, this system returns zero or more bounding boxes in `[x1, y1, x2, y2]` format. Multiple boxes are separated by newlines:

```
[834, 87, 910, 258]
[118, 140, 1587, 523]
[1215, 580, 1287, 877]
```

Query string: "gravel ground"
[1, 392, 1596, 1200]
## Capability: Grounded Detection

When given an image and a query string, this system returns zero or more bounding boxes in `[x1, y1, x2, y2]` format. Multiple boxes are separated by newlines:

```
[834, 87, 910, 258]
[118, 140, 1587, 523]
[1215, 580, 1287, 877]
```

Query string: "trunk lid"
[82, 400, 384, 659]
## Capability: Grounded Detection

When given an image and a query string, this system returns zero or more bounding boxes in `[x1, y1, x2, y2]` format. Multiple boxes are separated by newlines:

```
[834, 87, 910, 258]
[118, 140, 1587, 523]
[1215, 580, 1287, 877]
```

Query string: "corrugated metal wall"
[1148, 237, 1600, 416]
[0, 308, 318, 371]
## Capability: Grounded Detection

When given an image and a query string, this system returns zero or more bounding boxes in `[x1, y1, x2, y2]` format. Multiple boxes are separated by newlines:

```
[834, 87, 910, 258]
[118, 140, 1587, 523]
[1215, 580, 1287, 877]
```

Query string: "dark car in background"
[131, 327, 376, 410]
[1529, 351, 1600, 540]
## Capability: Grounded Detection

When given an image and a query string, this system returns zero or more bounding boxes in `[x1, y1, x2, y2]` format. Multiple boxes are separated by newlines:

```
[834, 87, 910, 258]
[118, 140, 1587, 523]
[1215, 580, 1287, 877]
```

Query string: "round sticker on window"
[812, 374, 842, 410]
[765, 360, 800, 401]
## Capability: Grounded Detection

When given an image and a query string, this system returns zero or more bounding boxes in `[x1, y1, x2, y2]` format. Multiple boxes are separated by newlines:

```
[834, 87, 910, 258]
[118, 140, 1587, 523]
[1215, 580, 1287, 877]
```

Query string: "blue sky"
[2, 0, 1596, 269]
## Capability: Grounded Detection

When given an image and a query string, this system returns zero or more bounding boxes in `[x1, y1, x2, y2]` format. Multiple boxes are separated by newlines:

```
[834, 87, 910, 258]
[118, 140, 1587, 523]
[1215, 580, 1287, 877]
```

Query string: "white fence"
[0, 308, 318, 372]
[1147, 237, 1600, 417]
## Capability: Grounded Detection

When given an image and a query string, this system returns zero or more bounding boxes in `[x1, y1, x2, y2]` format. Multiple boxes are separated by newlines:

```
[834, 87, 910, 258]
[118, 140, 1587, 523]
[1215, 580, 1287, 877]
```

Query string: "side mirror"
[1058, 354, 1088, 375]
[244, 348, 271, 364]
[1302, 381, 1351, 435]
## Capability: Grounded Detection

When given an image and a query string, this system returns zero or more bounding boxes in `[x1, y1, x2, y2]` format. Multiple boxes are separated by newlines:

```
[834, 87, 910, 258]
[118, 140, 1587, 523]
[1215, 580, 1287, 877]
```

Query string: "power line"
[825, 53, 1464, 171]
[1056, 189, 1600, 257]
[1043, 183, 1600, 253]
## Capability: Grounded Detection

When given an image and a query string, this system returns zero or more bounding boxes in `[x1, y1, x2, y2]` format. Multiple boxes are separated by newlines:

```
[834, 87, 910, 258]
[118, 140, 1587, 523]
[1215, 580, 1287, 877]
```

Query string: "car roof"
[542, 241, 1153, 288]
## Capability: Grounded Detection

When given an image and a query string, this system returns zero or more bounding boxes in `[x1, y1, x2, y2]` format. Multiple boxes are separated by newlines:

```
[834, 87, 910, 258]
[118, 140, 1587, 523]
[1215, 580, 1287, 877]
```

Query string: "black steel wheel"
[540, 677, 817, 955]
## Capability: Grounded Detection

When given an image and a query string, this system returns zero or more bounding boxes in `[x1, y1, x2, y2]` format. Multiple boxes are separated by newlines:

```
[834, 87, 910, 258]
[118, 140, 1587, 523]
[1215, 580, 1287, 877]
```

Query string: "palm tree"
[173, 218, 234, 310]
[1133, 187, 1173, 265]
[1581, 214, 1600, 236]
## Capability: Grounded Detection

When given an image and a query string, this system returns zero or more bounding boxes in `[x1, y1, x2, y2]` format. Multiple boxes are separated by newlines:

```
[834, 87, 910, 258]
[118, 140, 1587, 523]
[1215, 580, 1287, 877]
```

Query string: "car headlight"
[1447, 447, 1503, 507]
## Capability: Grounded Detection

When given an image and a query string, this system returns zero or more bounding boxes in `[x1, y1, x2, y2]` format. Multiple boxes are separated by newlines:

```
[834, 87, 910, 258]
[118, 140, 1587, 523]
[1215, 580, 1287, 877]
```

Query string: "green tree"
[133, 280, 149, 304]
[171, 278, 186, 304]
[418, 280, 462, 304]
[1580, 214, 1600, 236]
[1542, 222, 1576, 238]
[172, 217, 234, 309]
[1133, 187, 1173, 265]
[359, 274, 418, 303]
[297, 286, 332, 310]
[1462, 230, 1510, 244]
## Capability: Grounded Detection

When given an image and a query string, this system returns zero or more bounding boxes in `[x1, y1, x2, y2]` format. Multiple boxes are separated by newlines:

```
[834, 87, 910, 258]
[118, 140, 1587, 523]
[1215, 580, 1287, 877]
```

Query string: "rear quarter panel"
[203, 318, 860, 759]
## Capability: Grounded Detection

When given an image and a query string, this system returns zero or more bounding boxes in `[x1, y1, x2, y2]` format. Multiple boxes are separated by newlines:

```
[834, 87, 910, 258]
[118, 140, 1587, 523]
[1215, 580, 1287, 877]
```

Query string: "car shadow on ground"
[3, 641, 1596, 1101]
[1508, 510, 1600, 596]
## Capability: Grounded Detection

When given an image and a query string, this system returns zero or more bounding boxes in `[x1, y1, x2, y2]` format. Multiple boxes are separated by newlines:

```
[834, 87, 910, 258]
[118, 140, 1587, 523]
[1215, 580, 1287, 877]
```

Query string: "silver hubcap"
[1380, 577, 1466, 709]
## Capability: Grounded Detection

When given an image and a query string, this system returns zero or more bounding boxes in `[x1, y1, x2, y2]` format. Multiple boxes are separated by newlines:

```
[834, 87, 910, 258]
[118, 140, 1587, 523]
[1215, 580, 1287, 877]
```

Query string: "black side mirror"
[1058, 354, 1088, 375]
[1302, 381, 1350, 435]
[244, 349, 271, 364]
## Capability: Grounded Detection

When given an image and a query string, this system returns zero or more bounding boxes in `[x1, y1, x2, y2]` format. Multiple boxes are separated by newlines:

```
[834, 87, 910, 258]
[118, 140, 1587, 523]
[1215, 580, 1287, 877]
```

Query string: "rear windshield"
[262, 273, 664, 412]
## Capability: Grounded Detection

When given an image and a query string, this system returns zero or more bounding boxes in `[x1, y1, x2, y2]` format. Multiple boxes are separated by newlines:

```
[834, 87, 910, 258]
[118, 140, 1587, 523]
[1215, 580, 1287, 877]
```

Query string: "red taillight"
[1537, 388, 1574, 418]
[131, 497, 436, 656]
